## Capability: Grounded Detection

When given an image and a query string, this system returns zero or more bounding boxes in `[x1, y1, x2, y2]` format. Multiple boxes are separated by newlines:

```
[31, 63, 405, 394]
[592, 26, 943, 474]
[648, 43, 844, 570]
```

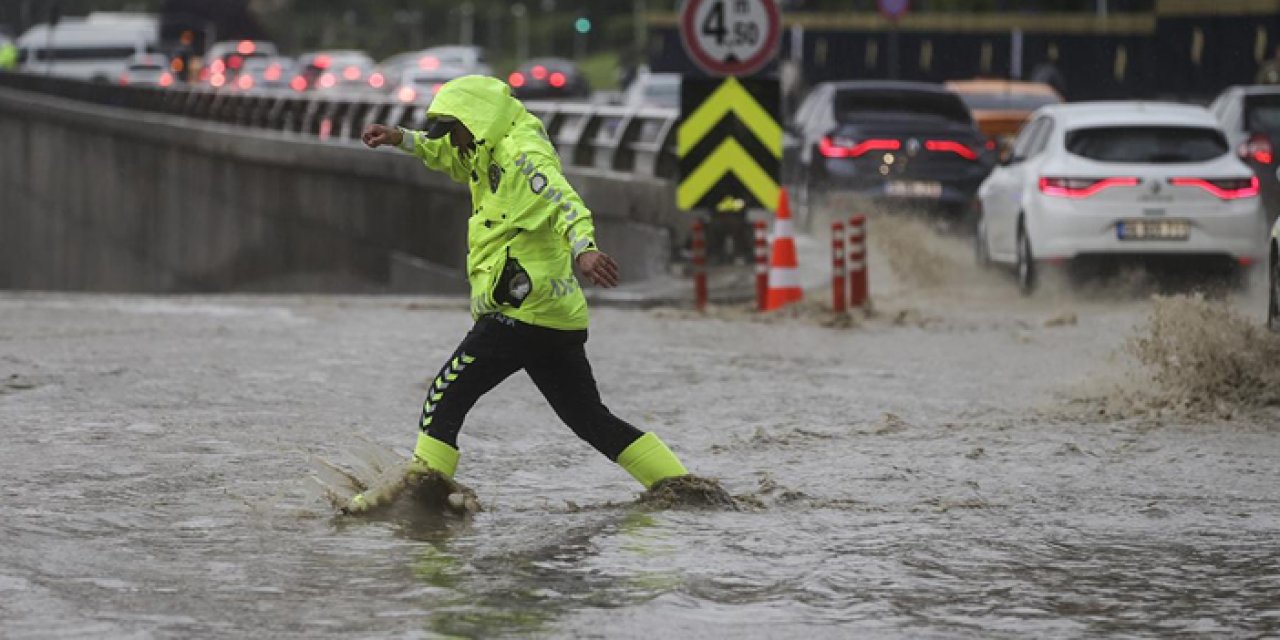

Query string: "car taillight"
[318, 73, 336, 89]
[264, 65, 281, 81]
[419, 56, 439, 71]
[159, 73, 173, 87]
[119, 74, 129, 85]
[549, 72, 566, 88]
[237, 40, 255, 55]
[398, 86, 417, 103]
[532, 65, 548, 80]
[1039, 176, 1140, 198]
[228, 55, 243, 70]
[343, 65, 361, 81]
[210, 60, 225, 74]
[924, 139, 977, 160]
[508, 72, 526, 88]
[290, 76, 307, 92]
[369, 72, 385, 89]
[237, 75, 253, 90]
[819, 136, 900, 158]
[210, 74, 226, 88]
[1240, 133, 1273, 165]
[1168, 176, 1259, 200]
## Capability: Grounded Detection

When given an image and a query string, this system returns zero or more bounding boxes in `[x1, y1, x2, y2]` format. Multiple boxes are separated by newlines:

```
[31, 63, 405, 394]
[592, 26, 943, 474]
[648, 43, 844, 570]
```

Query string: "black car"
[1210, 85, 1280, 225]
[787, 81, 993, 225]
[507, 57, 590, 101]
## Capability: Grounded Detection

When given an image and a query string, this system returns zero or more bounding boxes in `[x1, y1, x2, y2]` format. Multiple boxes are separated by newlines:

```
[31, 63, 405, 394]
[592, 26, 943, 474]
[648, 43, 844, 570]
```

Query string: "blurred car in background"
[1210, 85, 1280, 225]
[1269, 211, 1280, 330]
[230, 55, 293, 92]
[200, 39, 278, 89]
[392, 66, 468, 104]
[118, 53, 175, 87]
[621, 71, 681, 109]
[290, 51, 377, 95]
[977, 102, 1264, 294]
[946, 79, 1063, 153]
[786, 81, 991, 224]
[508, 57, 590, 101]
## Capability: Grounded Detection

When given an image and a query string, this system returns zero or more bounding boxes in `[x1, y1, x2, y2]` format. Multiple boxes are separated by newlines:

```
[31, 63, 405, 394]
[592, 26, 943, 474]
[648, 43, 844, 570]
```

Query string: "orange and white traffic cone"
[764, 188, 803, 311]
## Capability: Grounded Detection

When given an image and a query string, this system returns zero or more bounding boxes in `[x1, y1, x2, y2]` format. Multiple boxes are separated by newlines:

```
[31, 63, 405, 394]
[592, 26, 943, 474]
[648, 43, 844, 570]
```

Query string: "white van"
[17, 12, 159, 82]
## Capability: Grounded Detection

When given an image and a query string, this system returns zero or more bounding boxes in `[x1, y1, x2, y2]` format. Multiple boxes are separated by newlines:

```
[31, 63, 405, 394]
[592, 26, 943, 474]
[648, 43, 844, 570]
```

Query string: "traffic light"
[574, 17, 591, 34]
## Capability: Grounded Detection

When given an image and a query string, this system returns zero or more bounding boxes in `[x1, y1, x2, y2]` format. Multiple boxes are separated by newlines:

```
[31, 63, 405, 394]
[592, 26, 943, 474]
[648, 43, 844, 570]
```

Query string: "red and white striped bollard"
[754, 220, 768, 311]
[848, 214, 868, 309]
[832, 221, 847, 314]
[692, 220, 707, 312]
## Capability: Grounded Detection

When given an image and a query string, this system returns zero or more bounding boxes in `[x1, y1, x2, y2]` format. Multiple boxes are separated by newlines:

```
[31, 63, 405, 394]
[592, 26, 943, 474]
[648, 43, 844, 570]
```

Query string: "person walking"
[356, 76, 688, 509]
[0, 39, 18, 72]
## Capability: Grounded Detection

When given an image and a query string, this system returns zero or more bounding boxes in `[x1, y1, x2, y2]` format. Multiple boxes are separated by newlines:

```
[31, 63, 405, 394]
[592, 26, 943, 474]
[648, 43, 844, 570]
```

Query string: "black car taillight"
[819, 136, 900, 158]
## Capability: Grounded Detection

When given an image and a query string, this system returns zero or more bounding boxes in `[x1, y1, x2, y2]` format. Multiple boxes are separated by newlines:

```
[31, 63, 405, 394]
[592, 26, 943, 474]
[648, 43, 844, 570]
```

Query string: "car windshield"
[834, 89, 971, 124]
[1245, 94, 1280, 132]
[1066, 126, 1228, 163]
[959, 92, 1059, 111]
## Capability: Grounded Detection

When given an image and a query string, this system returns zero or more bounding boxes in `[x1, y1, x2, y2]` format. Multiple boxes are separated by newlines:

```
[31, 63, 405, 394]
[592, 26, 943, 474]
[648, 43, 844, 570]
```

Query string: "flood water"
[3, 220, 1279, 638]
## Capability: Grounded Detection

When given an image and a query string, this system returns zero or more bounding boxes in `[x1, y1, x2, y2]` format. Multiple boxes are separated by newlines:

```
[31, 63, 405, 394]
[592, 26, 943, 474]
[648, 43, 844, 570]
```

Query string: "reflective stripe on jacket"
[398, 75, 598, 330]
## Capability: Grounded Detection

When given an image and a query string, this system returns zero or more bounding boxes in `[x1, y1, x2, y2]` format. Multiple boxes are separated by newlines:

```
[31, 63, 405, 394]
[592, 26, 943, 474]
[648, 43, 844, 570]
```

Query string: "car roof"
[820, 80, 955, 95]
[1233, 84, 1280, 97]
[1038, 101, 1219, 129]
[945, 79, 1061, 98]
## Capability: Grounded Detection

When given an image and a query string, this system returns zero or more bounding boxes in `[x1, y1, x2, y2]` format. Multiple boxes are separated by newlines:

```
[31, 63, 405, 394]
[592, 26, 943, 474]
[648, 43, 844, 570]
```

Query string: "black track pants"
[419, 314, 644, 461]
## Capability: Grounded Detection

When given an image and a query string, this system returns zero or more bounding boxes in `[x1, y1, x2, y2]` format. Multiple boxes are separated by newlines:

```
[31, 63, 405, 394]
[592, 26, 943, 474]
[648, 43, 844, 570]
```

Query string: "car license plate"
[885, 181, 942, 198]
[1116, 219, 1190, 241]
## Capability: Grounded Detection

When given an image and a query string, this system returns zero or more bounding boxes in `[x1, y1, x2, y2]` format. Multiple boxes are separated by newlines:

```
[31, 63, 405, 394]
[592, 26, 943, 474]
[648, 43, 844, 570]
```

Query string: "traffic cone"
[764, 188, 803, 310]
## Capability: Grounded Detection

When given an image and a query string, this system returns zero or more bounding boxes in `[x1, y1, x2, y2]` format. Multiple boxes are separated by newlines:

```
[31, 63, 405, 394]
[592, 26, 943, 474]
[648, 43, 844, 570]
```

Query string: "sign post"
[877, 0, 909, 79]
[677, 0, 783, 276]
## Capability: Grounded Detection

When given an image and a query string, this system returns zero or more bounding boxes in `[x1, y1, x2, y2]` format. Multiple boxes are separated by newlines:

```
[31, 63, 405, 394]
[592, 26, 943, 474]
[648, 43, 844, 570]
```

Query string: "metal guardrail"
[0, 73, 681, 179]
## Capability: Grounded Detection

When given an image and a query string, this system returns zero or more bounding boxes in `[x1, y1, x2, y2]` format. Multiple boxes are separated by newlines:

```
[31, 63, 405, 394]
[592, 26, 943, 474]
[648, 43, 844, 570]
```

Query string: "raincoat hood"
[426, 75, 523, 146]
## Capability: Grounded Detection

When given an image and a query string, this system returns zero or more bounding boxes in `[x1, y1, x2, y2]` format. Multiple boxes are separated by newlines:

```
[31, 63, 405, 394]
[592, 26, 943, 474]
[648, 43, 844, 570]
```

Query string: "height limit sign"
[679, 0, 781, 77]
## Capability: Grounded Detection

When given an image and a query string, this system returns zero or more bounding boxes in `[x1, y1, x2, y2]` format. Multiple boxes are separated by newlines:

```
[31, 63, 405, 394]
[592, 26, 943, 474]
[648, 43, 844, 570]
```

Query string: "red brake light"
[1039, 177, 1140, 198]
[237, 74, 253, 90]
[290, 76, 307, 92]
[228, 55, 243, 70]
[210, 74, 226, 88]
[1168, 176, 1259, 200]
[210, 60, 225, 74]
[343, 65, 361, 81]
[819, 137, 901, 158]
[925, 139, 977, 160]
[419, 56, 439, 71]
[237, 40, 255, 55]
[369, 72, 385, 89]
[159, 73, 173, 87]
[119, 74, 129, 86]
[398, 86, 417, 103]
[985, 138, 997, 151]
[318, 73, 337, 89]
[314, 55, 331, 69]
[549, 72, 566, 88]
[508, 72, 526, 88]
[1241, 134, 1274, 165]
[264, 64, 281, 81]
[531, 65, 547, 80]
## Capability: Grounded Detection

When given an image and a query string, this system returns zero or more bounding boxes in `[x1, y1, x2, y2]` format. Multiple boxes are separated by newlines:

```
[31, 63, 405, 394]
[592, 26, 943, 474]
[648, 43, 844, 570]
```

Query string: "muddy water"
[2, 224, 1280, 638]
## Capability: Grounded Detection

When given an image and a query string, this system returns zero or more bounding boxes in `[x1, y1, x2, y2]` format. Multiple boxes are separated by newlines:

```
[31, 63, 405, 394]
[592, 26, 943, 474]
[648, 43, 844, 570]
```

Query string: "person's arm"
[361, 124, 470, 184]
[511, 150, 620, 287]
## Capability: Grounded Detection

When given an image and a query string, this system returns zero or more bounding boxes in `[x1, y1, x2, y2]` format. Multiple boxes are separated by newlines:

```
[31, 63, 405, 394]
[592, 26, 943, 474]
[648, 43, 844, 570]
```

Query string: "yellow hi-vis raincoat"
[397, 75, 599, 330]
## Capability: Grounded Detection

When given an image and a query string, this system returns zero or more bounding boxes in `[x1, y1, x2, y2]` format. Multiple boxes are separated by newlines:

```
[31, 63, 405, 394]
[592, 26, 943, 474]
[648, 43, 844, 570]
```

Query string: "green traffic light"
[574, 17, 591, 34]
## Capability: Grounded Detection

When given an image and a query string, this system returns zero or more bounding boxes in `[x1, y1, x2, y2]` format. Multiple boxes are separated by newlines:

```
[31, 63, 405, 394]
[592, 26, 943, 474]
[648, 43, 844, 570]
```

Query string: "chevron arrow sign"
[677, 76, 782, 212]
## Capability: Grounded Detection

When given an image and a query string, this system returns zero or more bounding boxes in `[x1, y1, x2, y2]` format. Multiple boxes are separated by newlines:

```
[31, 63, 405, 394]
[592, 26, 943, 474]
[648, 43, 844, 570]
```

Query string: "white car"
[977, 101, 1267, 294]
[1269, 208, 1280, 331]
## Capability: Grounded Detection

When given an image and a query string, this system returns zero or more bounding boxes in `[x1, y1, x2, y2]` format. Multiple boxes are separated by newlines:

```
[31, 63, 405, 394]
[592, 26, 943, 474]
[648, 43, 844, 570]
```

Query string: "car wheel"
[1016, 221, 1036, 296]
[974, 213, 991, 268]
[1269, 244, 1280, 332]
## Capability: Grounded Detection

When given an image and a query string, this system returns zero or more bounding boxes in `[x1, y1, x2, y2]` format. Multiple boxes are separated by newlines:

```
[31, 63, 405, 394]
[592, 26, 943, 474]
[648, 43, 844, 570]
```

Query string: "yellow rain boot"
[617, 432, 689, 489]
[411, 433, 459, 478]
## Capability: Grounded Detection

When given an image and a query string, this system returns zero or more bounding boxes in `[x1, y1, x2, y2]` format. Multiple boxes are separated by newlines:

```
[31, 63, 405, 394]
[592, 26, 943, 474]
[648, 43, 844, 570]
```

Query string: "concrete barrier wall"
[0, 86, 680, 293]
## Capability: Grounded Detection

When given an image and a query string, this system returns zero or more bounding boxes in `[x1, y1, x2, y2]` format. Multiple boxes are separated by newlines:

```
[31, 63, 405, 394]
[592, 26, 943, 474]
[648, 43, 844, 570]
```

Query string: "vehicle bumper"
[1030, 197, 1268, 263]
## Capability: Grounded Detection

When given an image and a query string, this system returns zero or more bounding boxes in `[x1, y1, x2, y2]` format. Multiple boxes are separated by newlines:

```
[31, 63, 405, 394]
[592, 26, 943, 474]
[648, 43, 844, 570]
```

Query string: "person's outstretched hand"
[362, 124, 403, 149]
[577, 251, 620, 288]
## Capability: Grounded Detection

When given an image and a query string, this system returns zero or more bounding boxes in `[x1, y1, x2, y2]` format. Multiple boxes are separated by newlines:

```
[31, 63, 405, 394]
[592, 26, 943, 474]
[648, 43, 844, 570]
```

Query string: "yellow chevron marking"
[461, 354, 476, 364]
[677, 138, 780, 212]
[431, 392, 443, 402]
[678, 76, 781, 158]
[445, 372, 459, 382]
[450, 357, 461, 369]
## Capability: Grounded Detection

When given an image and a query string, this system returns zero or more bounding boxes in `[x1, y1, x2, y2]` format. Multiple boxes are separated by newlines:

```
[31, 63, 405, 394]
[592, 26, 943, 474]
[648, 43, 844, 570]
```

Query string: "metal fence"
[0, 73, 682, 180]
